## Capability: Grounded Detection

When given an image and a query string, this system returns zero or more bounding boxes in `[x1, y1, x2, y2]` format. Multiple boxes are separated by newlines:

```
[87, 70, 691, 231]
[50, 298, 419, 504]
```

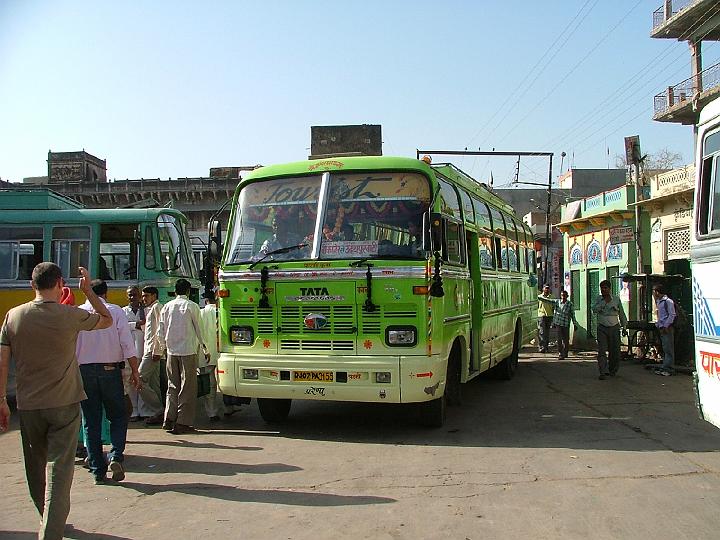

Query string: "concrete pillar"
[690, 39, 703, 95]
[664, 0, 672, 21]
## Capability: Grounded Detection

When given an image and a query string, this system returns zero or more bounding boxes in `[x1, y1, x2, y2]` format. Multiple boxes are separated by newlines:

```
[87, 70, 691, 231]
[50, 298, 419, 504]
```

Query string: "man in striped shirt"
[652, 284, 676, 376]
[538, 290, 578, 359]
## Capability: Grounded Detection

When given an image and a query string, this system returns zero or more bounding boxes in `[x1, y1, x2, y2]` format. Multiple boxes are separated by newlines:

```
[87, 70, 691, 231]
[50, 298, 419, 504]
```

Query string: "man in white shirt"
[140, 286, 164, 425]
[157, 279, 206, 435]
[198, 292, 225, 421]
[123, 286, 147, 420]
[76, 280, 140, 484]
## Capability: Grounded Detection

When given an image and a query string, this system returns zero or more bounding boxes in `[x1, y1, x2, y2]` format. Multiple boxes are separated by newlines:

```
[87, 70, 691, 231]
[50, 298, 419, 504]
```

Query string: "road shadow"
[0, 526, 132, 540]
[118, 481, 395, 506]
[227, 348, 720, 454]
[126, 454, 302, 476]
[128, 439, 263, 451]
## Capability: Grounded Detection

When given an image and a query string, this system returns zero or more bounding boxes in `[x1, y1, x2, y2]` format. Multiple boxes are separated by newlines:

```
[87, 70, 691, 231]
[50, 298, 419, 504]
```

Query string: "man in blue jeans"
[652, 284, 677, 376]
[76, 280, 140, 484]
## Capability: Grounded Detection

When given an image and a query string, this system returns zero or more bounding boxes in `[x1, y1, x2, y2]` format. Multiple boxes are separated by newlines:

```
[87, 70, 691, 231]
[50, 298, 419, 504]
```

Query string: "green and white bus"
[0, 189, 200, 322]
[211, 156, 536, 426]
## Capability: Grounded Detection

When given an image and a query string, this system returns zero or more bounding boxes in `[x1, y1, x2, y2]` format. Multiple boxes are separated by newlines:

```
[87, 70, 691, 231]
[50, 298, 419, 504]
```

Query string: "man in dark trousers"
[0, 263, 112, 540]
[652, 284, 677, 376]
[156, 278, 207, 435]
[591, 279, 628, 380]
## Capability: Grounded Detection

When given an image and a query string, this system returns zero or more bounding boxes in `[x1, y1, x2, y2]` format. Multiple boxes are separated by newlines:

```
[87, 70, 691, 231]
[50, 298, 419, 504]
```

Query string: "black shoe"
[163, 421, 175, 432]
[171, 424, 196, 435]
[94, 475, 107, 485]
[209, 416, 221, 422]
[598, 374, 606, 380]
[109, 460, 125, 482]
[145, 413, 164, 426]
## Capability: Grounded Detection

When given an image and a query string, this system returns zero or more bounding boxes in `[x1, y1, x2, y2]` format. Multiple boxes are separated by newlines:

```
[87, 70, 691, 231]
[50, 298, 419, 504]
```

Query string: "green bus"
[211, 156, 536, 426]
[0, 189, 200, 321]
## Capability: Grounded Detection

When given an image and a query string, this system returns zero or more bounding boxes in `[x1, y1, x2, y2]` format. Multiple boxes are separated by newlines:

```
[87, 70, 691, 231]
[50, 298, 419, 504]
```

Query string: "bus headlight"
[386, 326, 417, 346]
[230, 326, 254, 345]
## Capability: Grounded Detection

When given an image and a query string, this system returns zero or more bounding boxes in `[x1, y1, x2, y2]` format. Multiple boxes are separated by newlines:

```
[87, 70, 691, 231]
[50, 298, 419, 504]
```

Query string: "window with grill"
[665, 226, 690, 259]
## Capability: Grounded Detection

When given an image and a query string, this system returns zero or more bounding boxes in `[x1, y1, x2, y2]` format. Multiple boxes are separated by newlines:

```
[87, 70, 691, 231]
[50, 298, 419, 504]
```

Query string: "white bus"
[692, 96, 720, 429]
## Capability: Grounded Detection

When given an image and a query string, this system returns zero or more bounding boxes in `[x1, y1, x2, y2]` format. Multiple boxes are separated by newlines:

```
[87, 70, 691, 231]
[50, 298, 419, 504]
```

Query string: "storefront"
[557, 185, 650, 348]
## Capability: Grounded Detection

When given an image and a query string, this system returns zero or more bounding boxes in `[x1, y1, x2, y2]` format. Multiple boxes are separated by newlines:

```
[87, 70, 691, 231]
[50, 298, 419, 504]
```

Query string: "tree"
[615, 147, 684, 171]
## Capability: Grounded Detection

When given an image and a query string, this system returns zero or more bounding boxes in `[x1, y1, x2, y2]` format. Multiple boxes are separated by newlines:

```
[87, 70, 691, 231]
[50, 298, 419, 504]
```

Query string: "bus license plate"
[293, 370, 334, 383]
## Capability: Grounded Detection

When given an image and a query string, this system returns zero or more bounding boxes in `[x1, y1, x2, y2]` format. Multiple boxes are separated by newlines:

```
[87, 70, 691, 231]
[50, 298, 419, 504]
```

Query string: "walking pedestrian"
[652, 284, 677, 376]
[76, 280, 140, 484]
[123, 285, 147, 421]
[198, 291, 226, 421]
[537, 284, 554, 353]
[140, 286, 165, 425]
[157, 279, 207, 435]
[0, 263, 112, 540]
[538, 289, 578, 359]
[591, 279, 628, 380]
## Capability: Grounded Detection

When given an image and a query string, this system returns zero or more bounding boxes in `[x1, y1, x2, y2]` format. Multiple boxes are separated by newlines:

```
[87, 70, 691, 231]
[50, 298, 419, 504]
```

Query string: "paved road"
[2, 349, 720, 539]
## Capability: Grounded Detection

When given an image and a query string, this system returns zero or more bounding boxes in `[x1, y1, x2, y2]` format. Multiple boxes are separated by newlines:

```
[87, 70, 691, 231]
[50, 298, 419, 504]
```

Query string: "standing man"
[591, 279, 628, 380]
[123, 285, 146, 421]
[76, 280, 140, 484]
[139, 286, 165, 425]
[198, 291, 225, 421]
[653, 284, 676, 376]
[537, 284, 554, 353]
[157, 279, 206, 435]
[0, 263, 112, 540]
[538, 289, 578, 359]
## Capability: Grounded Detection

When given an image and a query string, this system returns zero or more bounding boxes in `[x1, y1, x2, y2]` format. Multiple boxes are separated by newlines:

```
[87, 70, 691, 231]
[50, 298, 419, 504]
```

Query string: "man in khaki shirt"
[0, 263, 112, 540]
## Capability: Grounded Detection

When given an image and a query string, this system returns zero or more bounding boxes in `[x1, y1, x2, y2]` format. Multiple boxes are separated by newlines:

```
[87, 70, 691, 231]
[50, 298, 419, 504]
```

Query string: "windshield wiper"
[248, 243, 308, 270]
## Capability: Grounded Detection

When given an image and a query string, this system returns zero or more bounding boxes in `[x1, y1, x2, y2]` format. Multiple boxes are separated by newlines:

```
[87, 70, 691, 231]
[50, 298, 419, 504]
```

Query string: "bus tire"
[495, 322, 521, 381]
[446, 344, 462, 407]
[257, 398, 291, 423]
[420, 394, 446, 428]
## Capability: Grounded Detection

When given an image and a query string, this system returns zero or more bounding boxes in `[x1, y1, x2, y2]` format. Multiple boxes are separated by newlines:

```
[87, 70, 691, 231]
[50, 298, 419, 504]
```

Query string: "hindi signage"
[609, 226, 634, 245]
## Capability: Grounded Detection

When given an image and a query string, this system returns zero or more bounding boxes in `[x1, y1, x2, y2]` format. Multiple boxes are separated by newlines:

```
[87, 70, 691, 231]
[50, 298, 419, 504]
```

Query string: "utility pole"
[625, 136, 643, 275]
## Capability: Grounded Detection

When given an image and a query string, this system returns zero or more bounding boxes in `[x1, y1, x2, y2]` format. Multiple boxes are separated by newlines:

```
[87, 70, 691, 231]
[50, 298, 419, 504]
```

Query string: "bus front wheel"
[257, 398, 292, 423]
[420, 394, 446, 428]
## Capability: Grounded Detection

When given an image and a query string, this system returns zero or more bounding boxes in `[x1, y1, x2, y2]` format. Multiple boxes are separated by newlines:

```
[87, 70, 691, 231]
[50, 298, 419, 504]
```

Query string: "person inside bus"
[98, 257, 112, 281]
[406, 220, 424, 256]
[259, 216, 302, 258]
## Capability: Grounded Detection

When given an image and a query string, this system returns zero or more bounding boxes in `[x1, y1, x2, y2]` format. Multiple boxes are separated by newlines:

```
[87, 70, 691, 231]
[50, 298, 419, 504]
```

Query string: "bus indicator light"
[217, 289, 230, 298]
[416, 371, 433, 378]
[413, 286, 429, 295]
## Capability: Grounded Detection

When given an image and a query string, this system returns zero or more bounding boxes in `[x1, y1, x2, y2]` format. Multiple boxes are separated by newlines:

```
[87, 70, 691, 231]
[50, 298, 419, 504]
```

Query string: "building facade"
[557, 185, 650, 347]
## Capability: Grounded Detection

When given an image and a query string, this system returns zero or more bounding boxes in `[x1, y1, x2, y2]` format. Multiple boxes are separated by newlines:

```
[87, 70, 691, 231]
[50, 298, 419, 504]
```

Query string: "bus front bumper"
[217, 353, 446, 404]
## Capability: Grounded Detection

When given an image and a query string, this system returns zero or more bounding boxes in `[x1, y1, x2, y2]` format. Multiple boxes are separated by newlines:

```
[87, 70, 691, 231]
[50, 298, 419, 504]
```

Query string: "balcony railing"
[653, 0, 693, 29]
[653, 61, 720, 115]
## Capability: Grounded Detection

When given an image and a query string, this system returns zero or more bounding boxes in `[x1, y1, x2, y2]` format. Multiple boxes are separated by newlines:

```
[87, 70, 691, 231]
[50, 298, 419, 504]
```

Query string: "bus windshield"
[225, 172, 431, 264]
[157, 214, 195, 278]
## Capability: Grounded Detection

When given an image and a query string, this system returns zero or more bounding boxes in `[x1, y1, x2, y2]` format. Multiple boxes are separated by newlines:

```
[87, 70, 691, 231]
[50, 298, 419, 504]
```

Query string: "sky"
[1, 0, 717, 189]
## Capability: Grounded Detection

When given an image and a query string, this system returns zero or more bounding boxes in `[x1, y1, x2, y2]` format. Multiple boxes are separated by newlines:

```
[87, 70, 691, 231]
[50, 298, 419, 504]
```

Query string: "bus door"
[466, 229, 481, 373]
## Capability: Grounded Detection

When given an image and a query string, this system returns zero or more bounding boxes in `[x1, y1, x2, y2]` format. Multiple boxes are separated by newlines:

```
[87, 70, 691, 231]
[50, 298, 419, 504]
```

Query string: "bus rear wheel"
[257, 398, 292, 423]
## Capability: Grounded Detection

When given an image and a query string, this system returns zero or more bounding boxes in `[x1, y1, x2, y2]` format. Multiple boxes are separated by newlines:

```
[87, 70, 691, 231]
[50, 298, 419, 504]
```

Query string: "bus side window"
[700, 130, 720, 235]
[52, 226, 90, 279]
[100, 224, 138, 280]
[0, 227, 43, 280]
[445, 220, 465, 265]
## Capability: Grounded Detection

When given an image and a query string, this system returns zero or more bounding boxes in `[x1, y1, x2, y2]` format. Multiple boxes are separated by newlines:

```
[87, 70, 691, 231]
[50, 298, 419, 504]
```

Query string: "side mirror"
[430, 213, 443, 254]
[209, 220, 222, 259]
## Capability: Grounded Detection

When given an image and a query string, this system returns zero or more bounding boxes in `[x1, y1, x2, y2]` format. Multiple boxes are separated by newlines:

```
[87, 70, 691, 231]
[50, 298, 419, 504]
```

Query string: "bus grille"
[361, 304, 418, 335]
[229, 305, 274, 334]
[280, 339, 354, 351]
[280, 304, 355, 335]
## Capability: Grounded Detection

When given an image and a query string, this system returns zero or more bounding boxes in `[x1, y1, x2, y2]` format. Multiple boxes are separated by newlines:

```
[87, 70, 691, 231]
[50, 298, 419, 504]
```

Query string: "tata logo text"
[300, 287, 329, 296]
[304, 313, 328, 330]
